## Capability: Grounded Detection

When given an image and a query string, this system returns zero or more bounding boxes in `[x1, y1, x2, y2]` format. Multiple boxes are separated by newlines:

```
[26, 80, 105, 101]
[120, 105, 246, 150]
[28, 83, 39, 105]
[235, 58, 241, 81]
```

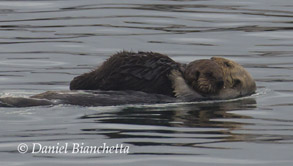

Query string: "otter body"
[0, 51, 256, 107]
[70, 51, 255, 101]
[70, 51, 181, 96]
[70, 51, 229, 100]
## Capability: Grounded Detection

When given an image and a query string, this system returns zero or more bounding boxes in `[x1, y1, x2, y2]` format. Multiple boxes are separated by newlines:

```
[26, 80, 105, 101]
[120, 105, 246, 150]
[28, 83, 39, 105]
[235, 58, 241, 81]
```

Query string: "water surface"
[0, 0, 293, 165]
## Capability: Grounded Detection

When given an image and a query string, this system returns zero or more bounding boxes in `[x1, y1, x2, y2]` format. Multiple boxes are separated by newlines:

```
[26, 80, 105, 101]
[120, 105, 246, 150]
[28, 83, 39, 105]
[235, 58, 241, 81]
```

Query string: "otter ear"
[211, 57, 220, 61]
[224, 61, 232, 68]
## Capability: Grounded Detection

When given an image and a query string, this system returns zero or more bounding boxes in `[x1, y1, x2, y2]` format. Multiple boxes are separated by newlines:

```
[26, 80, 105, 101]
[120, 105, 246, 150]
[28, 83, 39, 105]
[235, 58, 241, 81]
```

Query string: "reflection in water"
[79, 98, 256, 151]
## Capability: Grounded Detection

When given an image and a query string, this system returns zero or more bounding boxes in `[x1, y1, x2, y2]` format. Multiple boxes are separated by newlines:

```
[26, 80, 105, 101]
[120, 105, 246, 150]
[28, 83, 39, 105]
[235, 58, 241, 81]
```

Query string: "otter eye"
[195, 71, 200, 79]
[233, 79, 242, 88]
[216, 80, 224, 89]
[224, 62, 232, 68]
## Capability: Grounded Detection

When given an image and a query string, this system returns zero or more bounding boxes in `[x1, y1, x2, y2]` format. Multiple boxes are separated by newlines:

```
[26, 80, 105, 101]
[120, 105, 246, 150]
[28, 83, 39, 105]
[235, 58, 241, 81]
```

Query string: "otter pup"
[70, 51, 255, 101]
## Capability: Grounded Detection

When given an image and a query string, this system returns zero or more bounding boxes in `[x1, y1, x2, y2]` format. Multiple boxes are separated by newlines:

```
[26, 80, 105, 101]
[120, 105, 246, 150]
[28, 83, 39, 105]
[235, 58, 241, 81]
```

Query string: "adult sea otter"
[0, 51, 256, 107]
[70, 51, 256, 101]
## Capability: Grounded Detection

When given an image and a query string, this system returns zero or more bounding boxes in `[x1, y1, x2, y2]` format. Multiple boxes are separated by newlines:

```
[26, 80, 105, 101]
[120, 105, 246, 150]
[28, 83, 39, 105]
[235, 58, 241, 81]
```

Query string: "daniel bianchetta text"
[17, 143, 130, 154]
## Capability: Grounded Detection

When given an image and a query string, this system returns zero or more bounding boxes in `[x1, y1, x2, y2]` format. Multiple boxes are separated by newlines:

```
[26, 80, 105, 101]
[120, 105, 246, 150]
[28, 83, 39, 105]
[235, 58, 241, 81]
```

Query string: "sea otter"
[0, 51, 256, 107]
[70, 51, 256, 101]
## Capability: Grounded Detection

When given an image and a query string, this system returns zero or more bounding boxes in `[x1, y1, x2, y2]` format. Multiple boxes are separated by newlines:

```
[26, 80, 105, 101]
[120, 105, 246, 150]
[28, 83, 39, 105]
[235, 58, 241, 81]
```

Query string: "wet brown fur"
[211, 57, 256, 98]
[70, 51, 256, 100]
[70, 51, 182, 96]
[184, 59, 224, 96]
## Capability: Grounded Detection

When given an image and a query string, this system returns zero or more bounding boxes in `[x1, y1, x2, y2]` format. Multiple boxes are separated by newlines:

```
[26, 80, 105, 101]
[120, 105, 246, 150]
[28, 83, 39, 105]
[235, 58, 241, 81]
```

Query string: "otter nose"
[216, 80, 224, 89]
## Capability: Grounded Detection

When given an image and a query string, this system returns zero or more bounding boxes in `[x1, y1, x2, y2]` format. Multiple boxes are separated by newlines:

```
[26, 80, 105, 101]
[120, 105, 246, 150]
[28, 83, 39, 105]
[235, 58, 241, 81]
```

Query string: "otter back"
[70, 51, 182, 96]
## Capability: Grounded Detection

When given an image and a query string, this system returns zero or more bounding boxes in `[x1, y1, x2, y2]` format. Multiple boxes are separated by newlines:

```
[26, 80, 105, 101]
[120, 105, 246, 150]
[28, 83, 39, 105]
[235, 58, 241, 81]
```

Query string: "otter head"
[184, 59, 225, 96]
[211, 57, 256, 99]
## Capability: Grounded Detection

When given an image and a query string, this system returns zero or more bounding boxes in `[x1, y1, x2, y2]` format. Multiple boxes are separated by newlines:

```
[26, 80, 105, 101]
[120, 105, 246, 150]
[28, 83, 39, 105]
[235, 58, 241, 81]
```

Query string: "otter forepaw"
[169, 70, 203, 101]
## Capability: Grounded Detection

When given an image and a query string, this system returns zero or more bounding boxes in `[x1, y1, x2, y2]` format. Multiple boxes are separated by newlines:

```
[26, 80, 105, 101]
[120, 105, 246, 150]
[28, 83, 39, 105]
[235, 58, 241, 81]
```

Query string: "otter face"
[211, 57, 256, 99]
[184, 59, 225, 96]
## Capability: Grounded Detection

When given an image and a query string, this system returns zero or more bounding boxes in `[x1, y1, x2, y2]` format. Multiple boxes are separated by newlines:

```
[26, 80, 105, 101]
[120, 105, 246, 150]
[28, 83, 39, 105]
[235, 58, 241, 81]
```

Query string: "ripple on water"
[0, 60, 66, 67]
[0, 1, 54, 8]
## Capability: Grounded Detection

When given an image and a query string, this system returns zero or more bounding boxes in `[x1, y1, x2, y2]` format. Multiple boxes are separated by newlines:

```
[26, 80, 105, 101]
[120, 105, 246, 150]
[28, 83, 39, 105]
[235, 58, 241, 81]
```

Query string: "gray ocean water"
[0, 0, 293, 165]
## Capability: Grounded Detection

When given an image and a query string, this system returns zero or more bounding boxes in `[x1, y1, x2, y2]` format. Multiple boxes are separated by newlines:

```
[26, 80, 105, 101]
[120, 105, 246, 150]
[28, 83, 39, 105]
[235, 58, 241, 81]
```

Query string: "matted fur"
[70, 51, 182, 96]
